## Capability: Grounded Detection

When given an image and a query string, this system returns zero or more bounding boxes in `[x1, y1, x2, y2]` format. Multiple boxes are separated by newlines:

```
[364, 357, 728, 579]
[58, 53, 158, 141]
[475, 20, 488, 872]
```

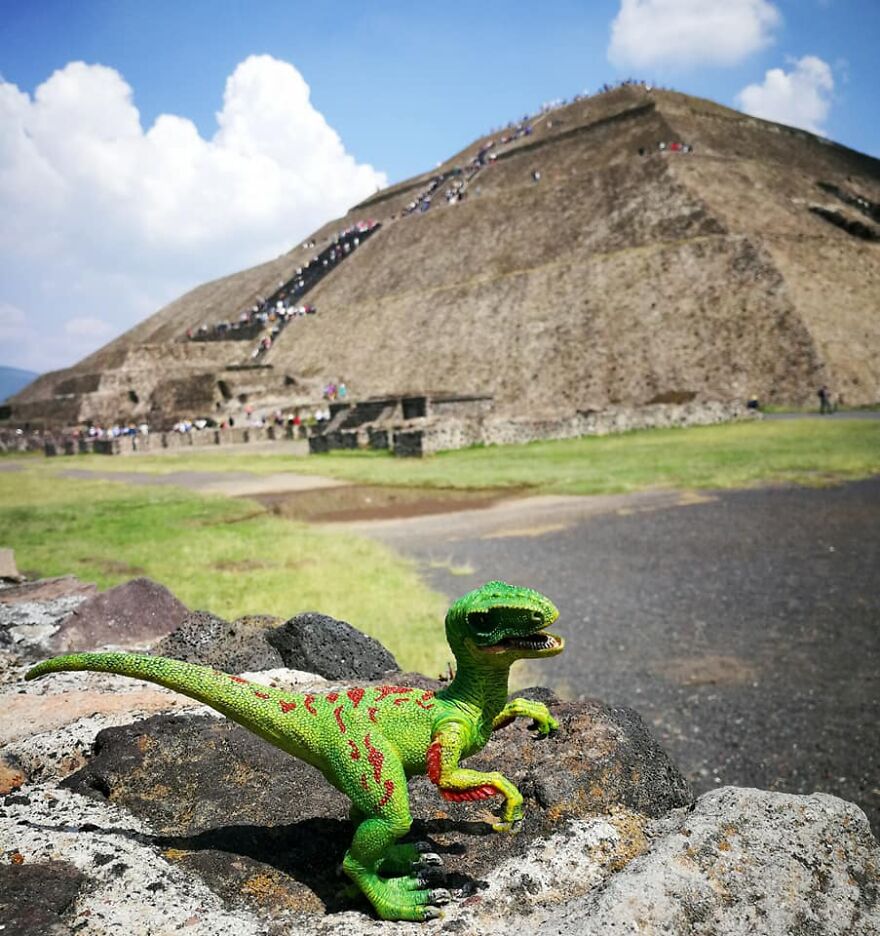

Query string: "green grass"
[3, 419, 876, 679]
[0, 470, 448, 675]
[41, 419, 880, 495]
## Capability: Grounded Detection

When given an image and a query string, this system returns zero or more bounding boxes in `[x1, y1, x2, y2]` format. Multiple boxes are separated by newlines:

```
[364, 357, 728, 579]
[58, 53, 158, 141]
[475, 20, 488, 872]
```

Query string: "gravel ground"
[359, 478, 880, 833]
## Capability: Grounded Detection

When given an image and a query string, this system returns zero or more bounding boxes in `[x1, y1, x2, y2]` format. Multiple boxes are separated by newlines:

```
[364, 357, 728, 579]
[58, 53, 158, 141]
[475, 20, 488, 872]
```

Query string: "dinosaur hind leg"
[337, 736, 449, 921]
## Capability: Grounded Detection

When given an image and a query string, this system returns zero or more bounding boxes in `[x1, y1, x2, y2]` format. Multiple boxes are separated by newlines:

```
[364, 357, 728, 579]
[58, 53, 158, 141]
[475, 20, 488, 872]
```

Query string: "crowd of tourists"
[56, 422, 152, 442]
[187, 219, 380, 352]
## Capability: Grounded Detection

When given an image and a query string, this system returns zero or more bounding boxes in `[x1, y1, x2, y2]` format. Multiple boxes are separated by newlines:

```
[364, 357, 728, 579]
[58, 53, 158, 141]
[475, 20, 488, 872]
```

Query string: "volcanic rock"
[266, 611, 400, 679]
[152, 609, 283, 672]
[59, 692, 689, 921]
[0, 861, 90, 936]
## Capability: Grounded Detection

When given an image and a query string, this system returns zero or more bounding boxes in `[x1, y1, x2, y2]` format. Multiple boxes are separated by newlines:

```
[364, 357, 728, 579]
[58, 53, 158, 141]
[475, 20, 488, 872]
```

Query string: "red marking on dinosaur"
[347, 687, 365, 708]
[378, 779, 395, 809]
[278, 700, 297, 714]
[421, 690, 434, 700]
[374, 686, 413, 701]
[393, 697, 409, 706]
[229, 676, 248, 684]
[493, 716, 515, 731]
[368, 707, 379, 723]
[440, 784, 501, 802]
[360, 774, 369, 791]
[416, 699, 435, 710]
[347, 740, 361, 760]
[363, 734, 384, 783]
[253, 691, 270, 700]
[426, 742, 442, 785]
[326, 692, 339, 702]
[334, 705, 347, 734]
[304, 695, 317, 716]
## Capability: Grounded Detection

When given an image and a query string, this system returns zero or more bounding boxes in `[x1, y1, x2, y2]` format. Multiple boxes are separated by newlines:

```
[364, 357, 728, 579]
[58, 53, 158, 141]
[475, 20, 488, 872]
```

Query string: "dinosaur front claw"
[492, 817, 523, 834]
[531, 714, 560, 736]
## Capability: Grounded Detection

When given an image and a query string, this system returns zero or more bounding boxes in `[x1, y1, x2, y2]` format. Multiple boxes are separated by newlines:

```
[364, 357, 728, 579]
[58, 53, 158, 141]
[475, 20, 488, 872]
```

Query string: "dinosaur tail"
[25, 652, 293, 749]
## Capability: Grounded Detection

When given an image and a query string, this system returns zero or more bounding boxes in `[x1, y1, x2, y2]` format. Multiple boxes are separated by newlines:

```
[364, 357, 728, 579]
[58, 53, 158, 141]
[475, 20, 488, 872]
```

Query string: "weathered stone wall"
[392, 400, 757, 457]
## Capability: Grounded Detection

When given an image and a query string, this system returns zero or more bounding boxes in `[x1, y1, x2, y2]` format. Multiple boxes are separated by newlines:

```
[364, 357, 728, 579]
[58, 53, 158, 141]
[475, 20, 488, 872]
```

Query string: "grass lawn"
[39, 419, 880, 495]
[0, 470, 448, 675]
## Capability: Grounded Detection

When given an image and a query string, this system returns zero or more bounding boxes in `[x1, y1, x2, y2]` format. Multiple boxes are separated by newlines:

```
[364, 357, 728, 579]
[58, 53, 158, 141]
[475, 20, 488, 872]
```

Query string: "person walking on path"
[818, 385, 833, 415]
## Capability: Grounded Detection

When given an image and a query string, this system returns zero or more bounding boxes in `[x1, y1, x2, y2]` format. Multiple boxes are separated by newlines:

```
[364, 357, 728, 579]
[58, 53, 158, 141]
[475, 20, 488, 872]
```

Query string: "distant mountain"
[0, 366, 38, 402]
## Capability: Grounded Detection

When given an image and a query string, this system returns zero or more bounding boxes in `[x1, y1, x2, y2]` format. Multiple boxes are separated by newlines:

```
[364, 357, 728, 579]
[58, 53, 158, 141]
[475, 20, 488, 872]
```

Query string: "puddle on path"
[247, 484, 526, 523]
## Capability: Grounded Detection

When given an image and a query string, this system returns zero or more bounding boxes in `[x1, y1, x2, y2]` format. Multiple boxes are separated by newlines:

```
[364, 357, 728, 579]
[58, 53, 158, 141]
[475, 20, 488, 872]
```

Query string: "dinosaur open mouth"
[486, 632, 562, 652]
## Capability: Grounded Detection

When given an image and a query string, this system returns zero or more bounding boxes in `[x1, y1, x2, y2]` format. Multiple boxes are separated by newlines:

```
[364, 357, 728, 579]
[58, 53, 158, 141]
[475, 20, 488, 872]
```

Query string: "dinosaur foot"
[377, 841, 443, 876]
[373, 876, 451, 922]
[414, 841, 444, 866]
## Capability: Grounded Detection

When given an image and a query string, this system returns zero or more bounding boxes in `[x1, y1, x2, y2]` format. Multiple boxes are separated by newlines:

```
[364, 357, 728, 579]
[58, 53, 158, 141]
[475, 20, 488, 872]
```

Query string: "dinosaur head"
[445, 581, 563, 669]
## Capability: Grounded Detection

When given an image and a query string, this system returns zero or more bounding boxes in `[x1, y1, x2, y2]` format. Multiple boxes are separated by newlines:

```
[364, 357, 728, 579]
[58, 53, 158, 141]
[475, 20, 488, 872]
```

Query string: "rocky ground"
[1, 568, 878, 935]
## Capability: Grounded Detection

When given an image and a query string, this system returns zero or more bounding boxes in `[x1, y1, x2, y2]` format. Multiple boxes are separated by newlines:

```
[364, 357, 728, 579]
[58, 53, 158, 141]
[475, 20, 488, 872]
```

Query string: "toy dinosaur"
[26, 581, 563, 921]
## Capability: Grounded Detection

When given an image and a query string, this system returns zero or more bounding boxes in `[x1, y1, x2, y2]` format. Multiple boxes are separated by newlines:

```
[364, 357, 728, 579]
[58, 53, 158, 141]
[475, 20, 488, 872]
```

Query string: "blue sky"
[1, 0, 878, 374]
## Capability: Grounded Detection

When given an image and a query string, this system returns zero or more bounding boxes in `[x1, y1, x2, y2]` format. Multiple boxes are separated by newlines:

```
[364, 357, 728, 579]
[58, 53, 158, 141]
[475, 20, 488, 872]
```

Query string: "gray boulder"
[491, 787, 880, 935]
[0, 576, 97, 655]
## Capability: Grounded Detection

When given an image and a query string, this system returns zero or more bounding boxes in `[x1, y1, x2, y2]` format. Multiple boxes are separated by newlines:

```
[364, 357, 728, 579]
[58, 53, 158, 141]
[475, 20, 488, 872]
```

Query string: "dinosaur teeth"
[498, 634, 557, 650]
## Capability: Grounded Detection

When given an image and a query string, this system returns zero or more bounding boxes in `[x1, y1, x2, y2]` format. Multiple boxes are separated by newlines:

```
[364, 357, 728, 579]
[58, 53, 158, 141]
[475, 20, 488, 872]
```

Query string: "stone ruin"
[309, 394, 760, 457]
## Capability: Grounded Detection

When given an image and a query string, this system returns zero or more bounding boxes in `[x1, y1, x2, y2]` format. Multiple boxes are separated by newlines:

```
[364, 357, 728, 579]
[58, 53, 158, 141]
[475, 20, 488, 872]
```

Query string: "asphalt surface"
[350, 479, 880, 832]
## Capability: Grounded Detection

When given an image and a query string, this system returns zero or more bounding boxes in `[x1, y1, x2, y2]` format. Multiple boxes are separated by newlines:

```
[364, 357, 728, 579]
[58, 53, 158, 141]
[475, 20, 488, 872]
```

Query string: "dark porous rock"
[153, 610, 284, 672]
[404, 697, 693, 881]
[60, 694, 690, 924]
[266, 611, 399, 679]
[0, 860, 90, 936]
[52, 577, 191, 652]
[63, 712, 352, 917]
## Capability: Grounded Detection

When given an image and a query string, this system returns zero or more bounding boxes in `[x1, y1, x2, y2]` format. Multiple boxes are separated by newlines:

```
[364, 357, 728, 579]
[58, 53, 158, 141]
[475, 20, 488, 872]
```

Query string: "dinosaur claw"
[423, 906, 444, 920]
[430, 888, 452, 905]
[417, 852, 443, 867]
[416, 868, 445, 887]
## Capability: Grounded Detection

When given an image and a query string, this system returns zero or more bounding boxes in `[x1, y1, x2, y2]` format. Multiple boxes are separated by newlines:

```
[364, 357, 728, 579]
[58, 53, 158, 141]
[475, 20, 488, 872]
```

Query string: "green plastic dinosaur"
[25, 580, 563, 921]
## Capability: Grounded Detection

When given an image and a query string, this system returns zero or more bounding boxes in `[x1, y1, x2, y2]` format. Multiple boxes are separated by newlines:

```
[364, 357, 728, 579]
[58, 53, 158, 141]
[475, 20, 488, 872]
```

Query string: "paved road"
[343, 479, 880, 831]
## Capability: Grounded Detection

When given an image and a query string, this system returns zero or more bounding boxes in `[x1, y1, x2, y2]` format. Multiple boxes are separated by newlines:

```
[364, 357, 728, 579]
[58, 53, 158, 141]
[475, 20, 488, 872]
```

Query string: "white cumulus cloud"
[0, 55, 387, 374]
[736, 55, 834, 134]
[608, 0, 781, 70]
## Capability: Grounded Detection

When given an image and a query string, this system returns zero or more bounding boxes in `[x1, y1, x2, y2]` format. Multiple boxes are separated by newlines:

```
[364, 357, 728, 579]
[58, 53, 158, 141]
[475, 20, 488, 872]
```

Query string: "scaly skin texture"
[25, 581, 563, 921]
